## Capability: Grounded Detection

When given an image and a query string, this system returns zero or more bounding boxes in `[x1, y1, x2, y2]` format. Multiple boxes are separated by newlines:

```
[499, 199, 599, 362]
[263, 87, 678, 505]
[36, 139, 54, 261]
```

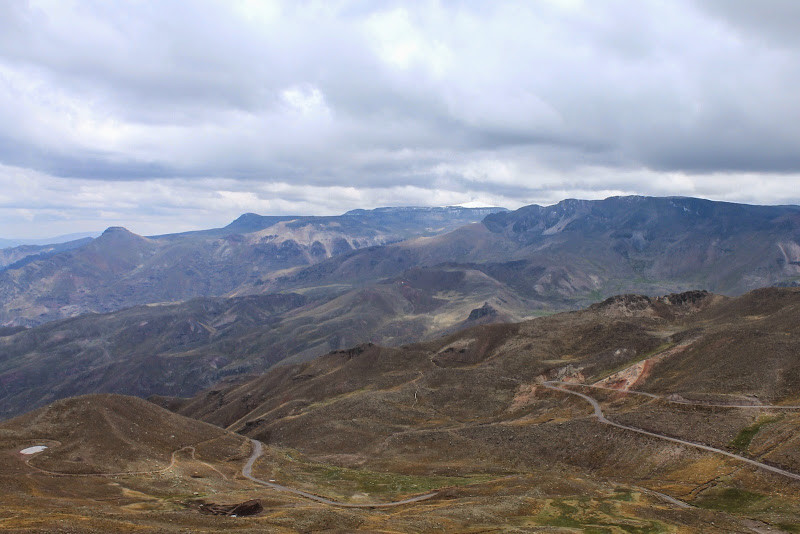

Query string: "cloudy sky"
[1, 0, 799, 237]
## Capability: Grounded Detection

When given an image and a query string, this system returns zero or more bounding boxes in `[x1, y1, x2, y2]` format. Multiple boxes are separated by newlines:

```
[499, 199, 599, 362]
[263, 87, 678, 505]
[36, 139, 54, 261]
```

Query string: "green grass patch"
[299, 462, 492, 497]
[695, 488, 768, 512]
[270, 448, 495, 499]
[778, 523, 800, 533]
[534, 498, 666, 533]
[729, 416, 780, 453]
[611, 488, 634, 502]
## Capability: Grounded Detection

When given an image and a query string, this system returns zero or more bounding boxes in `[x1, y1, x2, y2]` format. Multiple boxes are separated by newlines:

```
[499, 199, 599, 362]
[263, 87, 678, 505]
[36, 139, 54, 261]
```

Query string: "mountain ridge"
[0, 206, 502, 326]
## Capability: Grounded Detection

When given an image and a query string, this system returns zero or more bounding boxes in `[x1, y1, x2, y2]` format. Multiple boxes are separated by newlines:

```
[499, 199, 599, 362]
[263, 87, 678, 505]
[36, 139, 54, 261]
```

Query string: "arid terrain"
[4, 0, 800, 529]
[1, 287, 800, 532]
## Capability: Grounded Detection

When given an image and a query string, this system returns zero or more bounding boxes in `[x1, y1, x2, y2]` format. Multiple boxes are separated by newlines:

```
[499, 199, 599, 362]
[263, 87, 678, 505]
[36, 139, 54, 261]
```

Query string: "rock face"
[478, 196, 800, 297]
[468, 302, 498, 320]
[199, 500, 263, 516]
[590, 290, 714, 318]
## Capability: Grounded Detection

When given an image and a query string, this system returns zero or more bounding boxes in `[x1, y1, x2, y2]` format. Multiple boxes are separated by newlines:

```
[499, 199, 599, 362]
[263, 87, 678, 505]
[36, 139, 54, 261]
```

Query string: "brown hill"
[8, 291, 800, 531]
[0, 392, 750, 533]
[163, 287, 800, 530]
[0, 394, 239, 474]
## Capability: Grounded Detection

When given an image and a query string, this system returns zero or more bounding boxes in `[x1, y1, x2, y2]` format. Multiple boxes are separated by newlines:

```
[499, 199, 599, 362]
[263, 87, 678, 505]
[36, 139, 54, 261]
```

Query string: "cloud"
[0, 0, 799, 236]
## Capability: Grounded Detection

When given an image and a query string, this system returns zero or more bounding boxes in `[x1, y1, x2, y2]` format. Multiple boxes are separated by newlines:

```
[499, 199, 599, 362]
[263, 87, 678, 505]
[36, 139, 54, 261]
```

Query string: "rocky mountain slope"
[0, 206, 502, 326]
[6, 196, 799, 330]
[0, 237, 93, 270]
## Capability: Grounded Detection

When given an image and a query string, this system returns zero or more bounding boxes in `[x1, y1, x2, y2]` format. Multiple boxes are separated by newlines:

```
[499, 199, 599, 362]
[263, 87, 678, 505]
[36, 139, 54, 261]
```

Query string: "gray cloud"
[1, 0, 799, 237]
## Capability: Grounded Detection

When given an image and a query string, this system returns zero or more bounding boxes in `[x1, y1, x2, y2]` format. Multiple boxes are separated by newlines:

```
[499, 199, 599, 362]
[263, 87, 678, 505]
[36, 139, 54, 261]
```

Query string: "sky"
[1, 0, 800, 238]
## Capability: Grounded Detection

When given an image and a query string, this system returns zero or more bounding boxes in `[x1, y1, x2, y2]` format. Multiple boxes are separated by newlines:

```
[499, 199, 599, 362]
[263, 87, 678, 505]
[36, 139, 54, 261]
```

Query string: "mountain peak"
[97, 226, 143, 241]
[101, 226, 133, 235]
[93, 227, 151, 249]
[223, 213, 300, 234]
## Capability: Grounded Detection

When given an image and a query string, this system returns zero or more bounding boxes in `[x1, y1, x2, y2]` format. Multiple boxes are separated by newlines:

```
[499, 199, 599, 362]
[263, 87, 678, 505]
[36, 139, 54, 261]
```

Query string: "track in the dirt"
[543, 382, 800, 482]
[242, 439, 439, 508]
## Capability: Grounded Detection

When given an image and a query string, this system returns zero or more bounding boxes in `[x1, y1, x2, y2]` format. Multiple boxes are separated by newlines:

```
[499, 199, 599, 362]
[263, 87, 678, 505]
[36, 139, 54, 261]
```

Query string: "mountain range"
[0, 206, 503, 326]
[2, 196, 800, 419]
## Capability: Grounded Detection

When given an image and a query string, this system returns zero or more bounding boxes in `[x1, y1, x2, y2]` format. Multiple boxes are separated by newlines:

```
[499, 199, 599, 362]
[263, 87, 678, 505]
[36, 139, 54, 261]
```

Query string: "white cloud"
[0, 1, 799, 237]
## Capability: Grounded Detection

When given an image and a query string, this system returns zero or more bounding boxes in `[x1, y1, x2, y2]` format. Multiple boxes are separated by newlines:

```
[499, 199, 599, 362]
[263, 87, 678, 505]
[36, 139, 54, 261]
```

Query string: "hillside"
[3, 196, 800, 420]
[0, 293, 310, 418]
[8, 290, 800, 531]
[0, 394, 239, 474]
[0, 265, 540, 419]
[161, 287, 800, 530]
[0, 237, 93, 270]
[0, 206, 502, 326]
[0, 395, 745, 533]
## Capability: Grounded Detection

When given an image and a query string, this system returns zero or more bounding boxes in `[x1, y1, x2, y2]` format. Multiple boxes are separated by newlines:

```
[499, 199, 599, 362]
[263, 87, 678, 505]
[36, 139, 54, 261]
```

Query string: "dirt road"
[555, 381, 800, 409]
[542, 382, 800, 482]
[242, 439, 439, 508]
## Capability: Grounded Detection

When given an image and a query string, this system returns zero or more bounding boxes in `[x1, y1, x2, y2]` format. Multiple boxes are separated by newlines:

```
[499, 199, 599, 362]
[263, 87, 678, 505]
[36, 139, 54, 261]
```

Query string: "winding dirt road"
[542, 382, 800, 482]
[25, 444, 197, 478]
[558, 381, 800, 410]
[24, 435, 438, 507]
[241, 439, 439, 508]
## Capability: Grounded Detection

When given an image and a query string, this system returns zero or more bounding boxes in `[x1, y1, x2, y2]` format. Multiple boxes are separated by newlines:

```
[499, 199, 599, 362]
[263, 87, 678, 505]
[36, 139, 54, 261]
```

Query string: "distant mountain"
[0, 206, 504, 326]
[0, 231, 98, 249]
[0, 237, 93, 270]
[267, 196, 800, 304]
